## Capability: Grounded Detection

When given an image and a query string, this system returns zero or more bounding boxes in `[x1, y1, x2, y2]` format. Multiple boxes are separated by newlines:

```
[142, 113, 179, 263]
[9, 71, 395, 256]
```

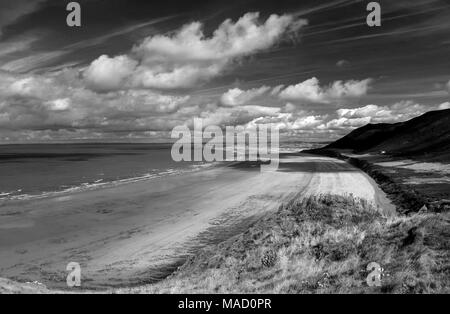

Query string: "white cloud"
[0, 11, 311, 141]
[320, 117, 371, 130]
[337, 104, 391, 120]
[132, 64, 222, 90]
[7, 75, 67, 99]
[327, 79, 371, 98]
[45, 98, 71, 111]
[279, 78, 325, 102]
[2, 61, 447, 142]
[328, 100, 447, 130]
[84, 55, 138, 92]
[242, 105, 280, 116]
[220, 86, 270, 106]
[389, 100, 432, 119]
[134, 13, 305, 64]
[84, 13, 307, 90]
[120, 90, 190, 114]
[271, 85, 285, 96]
[279, 77, 372, 103]
[291, 115, 324, 129]
[439, 102, 450, 110]
[0, 70, 191, 133]
[244, 111, 324, 132]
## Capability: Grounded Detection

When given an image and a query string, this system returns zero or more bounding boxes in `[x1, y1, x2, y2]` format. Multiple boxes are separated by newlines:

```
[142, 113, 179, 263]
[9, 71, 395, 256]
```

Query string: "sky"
[0, 0, 449, 143]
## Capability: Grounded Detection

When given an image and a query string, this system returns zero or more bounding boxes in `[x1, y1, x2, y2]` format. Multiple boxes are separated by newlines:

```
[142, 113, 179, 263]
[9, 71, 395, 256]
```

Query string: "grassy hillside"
[325, 109, 450, 160]
[2, 194, 448, 294]
[124, 195, 449, 294]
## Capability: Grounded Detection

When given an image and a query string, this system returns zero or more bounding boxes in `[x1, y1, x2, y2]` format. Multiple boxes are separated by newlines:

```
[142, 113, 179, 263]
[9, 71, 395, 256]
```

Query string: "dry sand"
[0, 154, 394, 290]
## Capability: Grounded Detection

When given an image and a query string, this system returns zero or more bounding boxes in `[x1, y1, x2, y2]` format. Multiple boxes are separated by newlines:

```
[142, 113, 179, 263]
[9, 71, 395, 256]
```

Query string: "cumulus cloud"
[84, 55, 138, 92]
[2, 5, 447, 143]
[2, 59, 448, 142]
[439, 102, 450, 110]
[278, 78, 324, 102]
[250, 100, 450, 135]
[0, 70, 190, 133]
[291, 115, 324, 129]
[6, 75, 70, 99]
[45, 98, 71, 111]
[337, 104, 390, 120]
[135, 13, 303, 63]
[220, 86, 270, 106]
[319, 117, 371, 130]
[325, 100, 448, 130]
[243, 111, 325, 134]
[278, 77, 372, 103]
[0, 11, 311, 141]
[84, 13, 307, 91]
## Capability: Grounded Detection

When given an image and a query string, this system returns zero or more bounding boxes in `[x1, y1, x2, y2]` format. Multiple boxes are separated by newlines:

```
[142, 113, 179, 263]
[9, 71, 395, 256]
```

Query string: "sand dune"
[0, 154, 394, 290]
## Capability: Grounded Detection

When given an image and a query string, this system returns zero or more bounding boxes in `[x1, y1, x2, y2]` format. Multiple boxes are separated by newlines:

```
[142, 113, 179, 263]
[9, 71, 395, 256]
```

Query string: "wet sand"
[0, 154, 394, 289]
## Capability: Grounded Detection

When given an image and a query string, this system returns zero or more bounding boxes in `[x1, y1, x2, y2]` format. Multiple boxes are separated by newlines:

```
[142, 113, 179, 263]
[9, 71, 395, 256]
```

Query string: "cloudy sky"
[0, 0, 449, 143]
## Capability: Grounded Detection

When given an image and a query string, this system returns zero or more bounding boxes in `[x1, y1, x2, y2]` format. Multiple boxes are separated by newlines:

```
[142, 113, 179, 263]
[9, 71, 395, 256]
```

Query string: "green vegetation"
[135, 194, 449, 294]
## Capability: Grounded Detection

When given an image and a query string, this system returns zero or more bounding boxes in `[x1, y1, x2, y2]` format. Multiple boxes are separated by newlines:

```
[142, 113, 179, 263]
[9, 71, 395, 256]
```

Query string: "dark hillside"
[325, 109, 450, 159]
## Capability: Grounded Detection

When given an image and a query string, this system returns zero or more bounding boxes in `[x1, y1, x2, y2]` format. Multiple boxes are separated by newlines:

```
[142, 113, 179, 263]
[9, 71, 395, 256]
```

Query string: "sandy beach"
[0, 154, 394, 289]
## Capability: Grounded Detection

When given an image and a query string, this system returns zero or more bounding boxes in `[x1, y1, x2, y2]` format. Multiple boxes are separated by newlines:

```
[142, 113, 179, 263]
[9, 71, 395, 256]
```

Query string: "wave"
[0, 163, 218, 203]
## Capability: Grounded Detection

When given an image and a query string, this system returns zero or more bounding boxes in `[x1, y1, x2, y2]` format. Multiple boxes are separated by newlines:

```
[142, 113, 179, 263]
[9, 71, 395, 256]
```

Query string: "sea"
[0, 142, 325, 202]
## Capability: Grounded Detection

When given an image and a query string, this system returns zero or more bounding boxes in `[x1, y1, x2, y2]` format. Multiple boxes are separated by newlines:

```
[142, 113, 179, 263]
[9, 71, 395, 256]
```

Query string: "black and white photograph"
[0, 0, 449, 298]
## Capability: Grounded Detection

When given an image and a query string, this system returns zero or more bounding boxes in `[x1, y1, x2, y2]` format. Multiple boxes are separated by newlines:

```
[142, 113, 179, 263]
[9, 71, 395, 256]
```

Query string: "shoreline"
[0, 153, 394, 291]
[0, 162, 222, 205]
[304, 148, 449, 214]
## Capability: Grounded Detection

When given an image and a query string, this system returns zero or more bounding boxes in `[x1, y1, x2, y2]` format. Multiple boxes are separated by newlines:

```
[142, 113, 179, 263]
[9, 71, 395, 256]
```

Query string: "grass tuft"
[126, 194, 449, 294]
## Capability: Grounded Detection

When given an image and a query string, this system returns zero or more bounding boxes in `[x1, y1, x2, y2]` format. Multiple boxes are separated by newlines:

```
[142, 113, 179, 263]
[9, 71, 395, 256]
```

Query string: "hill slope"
[325, 109, 450, 159]
[123, 195, 449, 294]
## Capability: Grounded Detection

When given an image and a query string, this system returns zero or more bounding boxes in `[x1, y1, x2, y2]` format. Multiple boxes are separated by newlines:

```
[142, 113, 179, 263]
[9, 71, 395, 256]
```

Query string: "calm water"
[0, 143, 204, 201]
[0, 142, 324, 201]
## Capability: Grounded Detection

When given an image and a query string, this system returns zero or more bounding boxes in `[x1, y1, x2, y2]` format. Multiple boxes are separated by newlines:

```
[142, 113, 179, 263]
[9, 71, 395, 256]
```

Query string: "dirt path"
[0, 154, 394, 289]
